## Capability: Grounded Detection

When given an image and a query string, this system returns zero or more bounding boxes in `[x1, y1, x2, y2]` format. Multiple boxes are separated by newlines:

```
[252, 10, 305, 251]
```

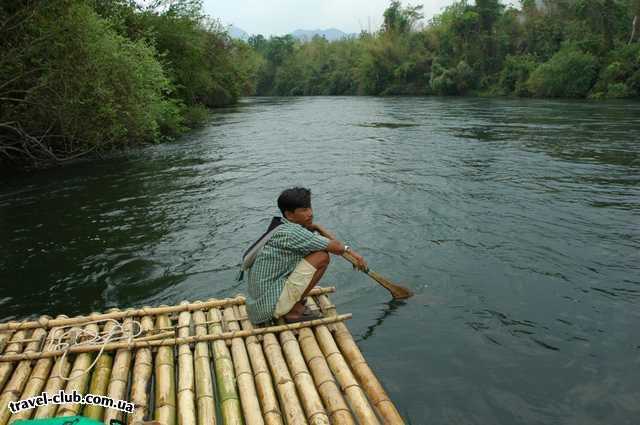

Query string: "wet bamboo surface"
[0, 287, 404, 424]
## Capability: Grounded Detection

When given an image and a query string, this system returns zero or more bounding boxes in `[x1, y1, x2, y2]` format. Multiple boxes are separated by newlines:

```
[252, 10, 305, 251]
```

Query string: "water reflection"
[358, 299, 407, 341]
[0, 153, 191, 319]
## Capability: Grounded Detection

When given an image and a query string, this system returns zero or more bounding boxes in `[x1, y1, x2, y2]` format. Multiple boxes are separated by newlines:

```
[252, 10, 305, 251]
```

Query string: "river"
[1, 96, 639, 424]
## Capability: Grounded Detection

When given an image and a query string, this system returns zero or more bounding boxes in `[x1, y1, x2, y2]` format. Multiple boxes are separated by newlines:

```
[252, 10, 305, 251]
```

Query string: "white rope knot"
[51, 318, 143, 381]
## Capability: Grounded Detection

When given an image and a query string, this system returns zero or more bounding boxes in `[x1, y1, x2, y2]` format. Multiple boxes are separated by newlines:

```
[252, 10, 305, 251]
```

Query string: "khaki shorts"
[274, 259, 317, 318]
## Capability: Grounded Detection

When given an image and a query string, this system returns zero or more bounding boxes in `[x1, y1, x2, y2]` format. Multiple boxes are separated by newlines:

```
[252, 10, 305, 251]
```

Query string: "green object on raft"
[11, 416, 107, 425]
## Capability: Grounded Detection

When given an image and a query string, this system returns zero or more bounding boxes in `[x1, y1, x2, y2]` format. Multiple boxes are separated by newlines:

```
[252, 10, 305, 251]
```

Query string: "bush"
[628, 70, 640, 94]
[17, 3, 180, 150]
[592, 44, 640, 98]
[498, 54, 538, 96]
[430, 60, 473, 95]
[0, 1, 259, 167]
[606, 83, 631, 98]
[527, 48, 598, 98]
[182, 105, 210, 128]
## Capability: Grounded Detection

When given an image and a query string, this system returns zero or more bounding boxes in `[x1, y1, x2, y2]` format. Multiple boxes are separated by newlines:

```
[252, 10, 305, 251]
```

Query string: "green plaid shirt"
[246, 217, 330, 324]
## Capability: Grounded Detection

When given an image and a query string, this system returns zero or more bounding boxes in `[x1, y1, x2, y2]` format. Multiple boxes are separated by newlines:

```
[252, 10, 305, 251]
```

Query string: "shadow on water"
[357, 299, 407, 342]
[0, 155, 190, 320]
[453, 127, 513, 142]
[448, 99, 640, 168]
[356, 122, 420, 129]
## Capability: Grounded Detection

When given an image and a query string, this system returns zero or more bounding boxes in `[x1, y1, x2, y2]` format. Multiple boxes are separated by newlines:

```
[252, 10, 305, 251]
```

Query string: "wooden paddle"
[342, 251, 413, 299]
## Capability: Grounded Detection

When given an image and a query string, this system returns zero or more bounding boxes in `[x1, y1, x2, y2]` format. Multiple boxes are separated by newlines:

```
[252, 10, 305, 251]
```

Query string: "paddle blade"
[367, 271, 413, 299]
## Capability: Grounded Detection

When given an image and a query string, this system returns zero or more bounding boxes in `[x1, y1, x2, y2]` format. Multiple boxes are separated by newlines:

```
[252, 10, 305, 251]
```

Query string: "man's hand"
[326, 240, 368, 271]
[348, 250, 368, 272]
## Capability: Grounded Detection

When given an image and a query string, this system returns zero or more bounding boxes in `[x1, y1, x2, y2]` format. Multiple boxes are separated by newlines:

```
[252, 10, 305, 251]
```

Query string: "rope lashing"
[49, 318, 143, 381]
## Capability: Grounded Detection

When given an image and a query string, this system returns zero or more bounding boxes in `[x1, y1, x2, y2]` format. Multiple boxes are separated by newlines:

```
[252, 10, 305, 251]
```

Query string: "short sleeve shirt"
[246, 218, 330, 324]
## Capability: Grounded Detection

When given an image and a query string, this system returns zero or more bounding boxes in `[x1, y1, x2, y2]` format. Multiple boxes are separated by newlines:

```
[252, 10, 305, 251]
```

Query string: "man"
[246, 187, 367, 324]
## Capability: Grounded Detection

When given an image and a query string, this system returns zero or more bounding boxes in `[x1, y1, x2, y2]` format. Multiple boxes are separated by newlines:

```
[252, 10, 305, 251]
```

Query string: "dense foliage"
[249, 0, 640, 100]
[0, 0, 258, 168]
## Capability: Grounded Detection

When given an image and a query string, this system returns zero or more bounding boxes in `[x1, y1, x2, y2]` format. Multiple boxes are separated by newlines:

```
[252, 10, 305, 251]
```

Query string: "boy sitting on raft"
[245, 187, 367, 324]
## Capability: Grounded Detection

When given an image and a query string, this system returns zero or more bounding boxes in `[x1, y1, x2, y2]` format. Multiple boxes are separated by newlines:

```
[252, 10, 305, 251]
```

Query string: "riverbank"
[0, 1, 256, 169]
[249, 1, 640, 100]
[4, 0, 639, 169]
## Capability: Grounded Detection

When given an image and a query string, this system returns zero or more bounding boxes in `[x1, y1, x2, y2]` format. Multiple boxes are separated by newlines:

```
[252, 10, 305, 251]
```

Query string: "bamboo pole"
[298, 327, 355, 425]
[317, 294, 404, 424]
[279, 330, 330, 425]
[262, 331, 307, 425]
[207, 307, 243, 425]
[129, 314, 155, 425]
[237, 306, 283, 425]
[0, 287, 337, 332]
[9, 317, 68, 424]
[104, 316, 134, 424]
[313, 325, 380, 424]
[0, 298, 239, 332]
[223, 307, 263, 425]
[57, 321, 100, 417]
[34, 326, 73, 419]
[3, 329, 175, 349]
[83, 315, 118, 421]
[0, 330, 28, 392]
[0, 332, 14, 354]
[0, 314, 351, 363]
[0, 328, 174, 347]
[176, 302, 196, 425]
[192, 307, 216, 425]
[0, 326, 47, 425]
[154, 312, 176, 425]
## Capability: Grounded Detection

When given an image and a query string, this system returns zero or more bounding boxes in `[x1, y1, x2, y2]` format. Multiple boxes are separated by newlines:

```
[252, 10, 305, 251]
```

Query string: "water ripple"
[1, 96, 639, 424]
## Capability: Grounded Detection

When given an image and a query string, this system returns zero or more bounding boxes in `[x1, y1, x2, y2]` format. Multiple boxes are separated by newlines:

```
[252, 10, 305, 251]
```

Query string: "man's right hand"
[348, 251, 368, 271]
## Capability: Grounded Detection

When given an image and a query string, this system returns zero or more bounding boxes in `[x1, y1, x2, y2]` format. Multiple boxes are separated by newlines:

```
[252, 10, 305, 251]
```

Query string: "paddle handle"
[342, 251, 369, 273]
[341, 251, 413, 299]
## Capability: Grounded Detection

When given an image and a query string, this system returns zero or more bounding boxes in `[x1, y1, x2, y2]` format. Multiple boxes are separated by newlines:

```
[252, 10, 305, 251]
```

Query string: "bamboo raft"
[0, 287, 404, 424]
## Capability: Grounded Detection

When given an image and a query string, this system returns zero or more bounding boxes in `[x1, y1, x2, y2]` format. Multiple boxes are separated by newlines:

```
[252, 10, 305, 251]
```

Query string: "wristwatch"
[343, 245, 351, 253]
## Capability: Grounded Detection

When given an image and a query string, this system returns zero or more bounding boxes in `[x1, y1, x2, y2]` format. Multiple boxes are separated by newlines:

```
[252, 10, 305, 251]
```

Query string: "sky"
[202, 0, 517, 37]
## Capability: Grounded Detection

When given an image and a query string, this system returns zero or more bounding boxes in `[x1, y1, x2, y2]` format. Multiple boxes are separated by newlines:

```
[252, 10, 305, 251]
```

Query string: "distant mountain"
[226, 26, 356, 42]
[228, 25, 249, 41]
[291, 28, 354, 42]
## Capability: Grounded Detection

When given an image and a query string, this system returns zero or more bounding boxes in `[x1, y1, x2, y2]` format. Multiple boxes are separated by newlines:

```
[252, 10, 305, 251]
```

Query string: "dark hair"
[277, 187, 311, 216]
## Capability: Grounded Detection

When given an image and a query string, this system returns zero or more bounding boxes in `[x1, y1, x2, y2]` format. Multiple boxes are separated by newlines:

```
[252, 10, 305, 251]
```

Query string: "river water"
[1, 97, 639, 424]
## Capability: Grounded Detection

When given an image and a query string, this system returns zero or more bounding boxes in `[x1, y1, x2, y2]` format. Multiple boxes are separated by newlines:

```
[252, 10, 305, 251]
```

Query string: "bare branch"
[1, 121, 98, 165]
[0, 68, 47, 92]
[0, 8, 36, 35]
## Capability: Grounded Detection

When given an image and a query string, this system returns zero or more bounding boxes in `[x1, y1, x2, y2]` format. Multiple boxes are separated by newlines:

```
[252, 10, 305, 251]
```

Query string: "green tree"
[1, 0, 255, 168]
[245, 0, 640, 100]
[629, 0, 640, 42]
[527, 47, 599, 97]
[591, 43, 640, 97]
[382, 1, 424, 35]
[0, 1, 181, 165]
[498, 54, 538, 95]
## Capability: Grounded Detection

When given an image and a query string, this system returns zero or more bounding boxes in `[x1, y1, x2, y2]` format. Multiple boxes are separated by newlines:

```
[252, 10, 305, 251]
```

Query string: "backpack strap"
[237, 217, 283, 281]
